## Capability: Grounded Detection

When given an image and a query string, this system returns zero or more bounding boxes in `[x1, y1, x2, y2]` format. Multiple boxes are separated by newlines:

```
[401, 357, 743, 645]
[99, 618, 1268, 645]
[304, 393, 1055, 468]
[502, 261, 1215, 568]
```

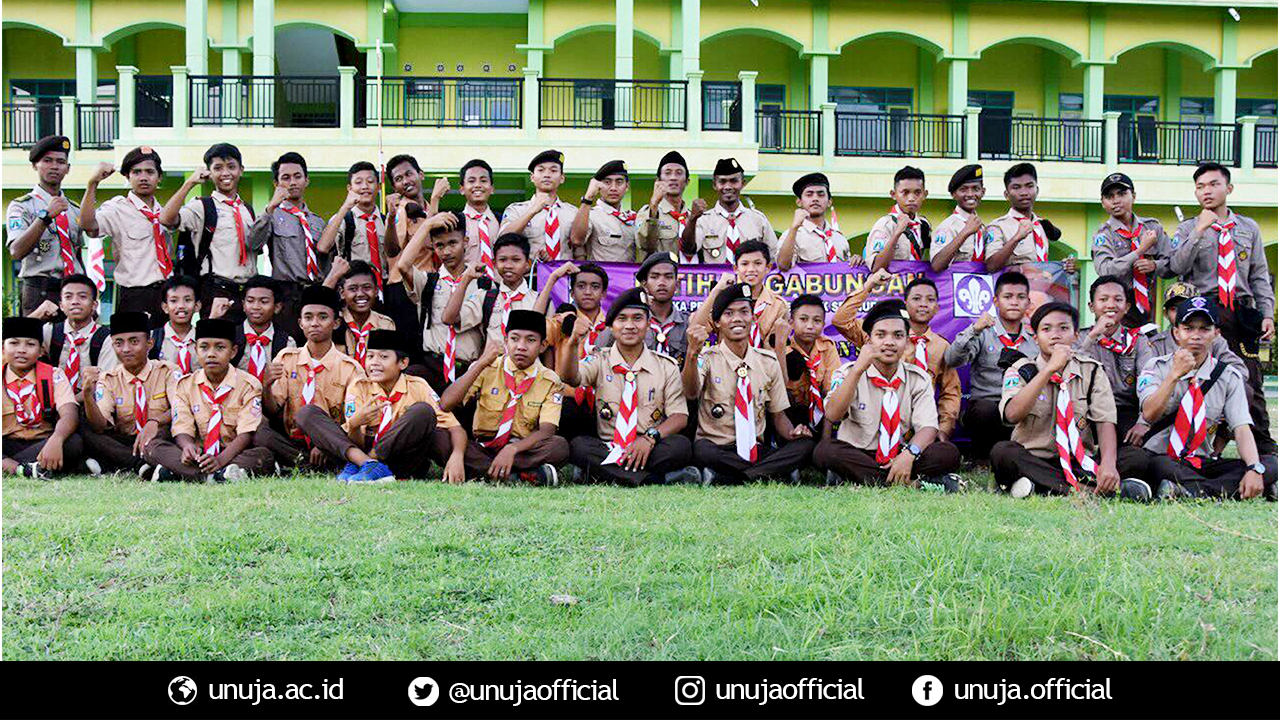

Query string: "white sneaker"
[1009, 477, 1034, 499]
[84, 458, 103, 476]
[136, 463, 152, 480]
[221, 464, 248, 483]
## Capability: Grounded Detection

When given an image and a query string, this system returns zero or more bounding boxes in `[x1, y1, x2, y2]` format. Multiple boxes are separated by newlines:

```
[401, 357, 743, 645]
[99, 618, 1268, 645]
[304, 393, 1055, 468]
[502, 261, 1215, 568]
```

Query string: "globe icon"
[168, 676, 197, 705]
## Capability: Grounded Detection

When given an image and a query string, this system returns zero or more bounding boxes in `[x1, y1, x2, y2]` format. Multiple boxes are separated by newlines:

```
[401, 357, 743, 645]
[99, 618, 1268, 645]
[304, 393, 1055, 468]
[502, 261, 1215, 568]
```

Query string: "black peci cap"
[3, 317, 45, 341]
[28, 135, 71, 163]
[528, 149, 565, 172]
[505, 309, 547, 339]
[109, 312, 151, 336]
[657, 150, 688, 175]
[713, 157, 743, 177]
[195, 318, 237, 341]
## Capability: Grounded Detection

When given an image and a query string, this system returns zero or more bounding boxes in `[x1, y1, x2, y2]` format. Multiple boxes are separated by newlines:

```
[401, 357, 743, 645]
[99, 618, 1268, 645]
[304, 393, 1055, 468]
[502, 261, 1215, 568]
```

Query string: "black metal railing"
[539, 78, 687, 130]
[356, 77, 521, 128]
[3, 101, 62, 148]
[757, 109, 821, 154]
[1255, 123, 1276, 169]
[135, 75, 173, 127]
[1118, 119, 1239, 166]
[189, 75, 339, 127]
[977, 115, 1104, 163]
[835, 112, 964, 158]
[702, 81, 741, 131]
[76, 103, 118, 149]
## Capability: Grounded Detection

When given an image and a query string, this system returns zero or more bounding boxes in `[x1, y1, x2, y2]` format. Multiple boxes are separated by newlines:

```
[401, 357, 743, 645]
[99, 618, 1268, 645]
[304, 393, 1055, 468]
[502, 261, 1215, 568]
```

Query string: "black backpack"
[419, 274, 499, 333]
[47, 323, 111, 368]
[176, 196, 256, 277]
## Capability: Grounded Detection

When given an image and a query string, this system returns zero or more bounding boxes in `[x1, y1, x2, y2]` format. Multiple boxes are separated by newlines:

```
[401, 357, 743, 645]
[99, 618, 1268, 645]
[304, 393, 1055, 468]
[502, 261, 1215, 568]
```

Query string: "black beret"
[1101, 172, 1134, 195]
[298, 285, 342, 315]
[367, 329, 410, 354]
[637, 250, 680, 281]
[28, 135, 70, 163]
[861, 299, 911, 333]
[948, 164, 984, 193]
[713, 157, 743, 177]
[505, 309, 546, 339]
[120, 146, 163, 176]
[657, 151, 688, 175]
[791, 172, 830, 197]
[3, 317, 44, 341]
[711, 282, 753, 321]
[108, 312, 151, 336]
[195, 318, 237, 342]
[606, 287, 651, 326]
[528, 149, 564, 172]
[594, 159, 628, 181]
[1176, 295, 1218, 326]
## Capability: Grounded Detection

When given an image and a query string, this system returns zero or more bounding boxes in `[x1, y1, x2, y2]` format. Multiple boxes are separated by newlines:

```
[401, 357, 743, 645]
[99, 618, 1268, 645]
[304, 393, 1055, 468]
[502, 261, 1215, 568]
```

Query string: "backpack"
[47, 323, 110, 368]
[1141, 360, 1229, 445]
[176, 196, 256, 277]
[419, 274, 498, 334]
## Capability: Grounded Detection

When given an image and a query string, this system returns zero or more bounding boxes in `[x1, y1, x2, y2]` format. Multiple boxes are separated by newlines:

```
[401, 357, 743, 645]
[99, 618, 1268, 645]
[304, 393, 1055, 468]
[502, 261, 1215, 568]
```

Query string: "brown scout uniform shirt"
[342, 373, 460, 447]
[407, 267, 484, 360]
[93, 192, 173, 288]
[582, 200, 639, 262]
[463, 356, 564, 440]
[500, 198, 578, 260]
[984, 208, 1047, 266]
[172, 367, 264, 444]
[693, 202, 779, 264]
[929, 207, 984, 266]
[789, 219, 849, 264]
[864, 209, 931, 262]
[999, 354, 1116, 461]
[826, 361, 938, 451]
[2, 363, 76, 440]
[176, 190, 259, 282]
[339, 308, 396, 362]
[691, 285, 787, 347]
[269, 343, 366, 437]
[691, 343, 789, 445]
[784, 336, 841, 412]
[836, 323, 961, 437]
[574, 345, 686, 442]
[92, 359, 181, 434]
[636, 197, 690, 257]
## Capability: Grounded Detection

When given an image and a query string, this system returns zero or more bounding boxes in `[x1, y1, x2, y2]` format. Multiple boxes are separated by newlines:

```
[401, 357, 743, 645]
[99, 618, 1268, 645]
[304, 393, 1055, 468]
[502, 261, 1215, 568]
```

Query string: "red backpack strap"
[34, 361, 57, 420]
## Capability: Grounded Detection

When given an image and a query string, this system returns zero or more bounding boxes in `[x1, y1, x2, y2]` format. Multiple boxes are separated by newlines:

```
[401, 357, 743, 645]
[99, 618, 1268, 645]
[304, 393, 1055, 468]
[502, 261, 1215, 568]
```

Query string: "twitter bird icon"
[408, 677, 440, 707]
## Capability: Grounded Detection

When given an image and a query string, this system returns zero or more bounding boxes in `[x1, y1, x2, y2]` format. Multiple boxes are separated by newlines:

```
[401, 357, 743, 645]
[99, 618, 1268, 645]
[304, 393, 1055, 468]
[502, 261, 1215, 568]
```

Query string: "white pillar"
[1238, 115, 1258, 171]
[964, 106, 981, 161]
[60, 96, 78, 152]
[523, 68, 540, 138]
[685, 70, 703, 141]
[171, 65, 190, 137]
[1103, 110, 1121, 167]
[339, 66, 356, 139]
[117, 66, 138, 141]
[186, 0, 209, 75]
[738, 70, 757, 144]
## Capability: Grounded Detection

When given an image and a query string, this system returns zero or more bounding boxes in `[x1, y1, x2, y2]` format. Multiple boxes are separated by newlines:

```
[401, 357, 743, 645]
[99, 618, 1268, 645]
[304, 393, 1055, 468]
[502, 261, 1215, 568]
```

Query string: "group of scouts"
[2, 134, 1275, 500]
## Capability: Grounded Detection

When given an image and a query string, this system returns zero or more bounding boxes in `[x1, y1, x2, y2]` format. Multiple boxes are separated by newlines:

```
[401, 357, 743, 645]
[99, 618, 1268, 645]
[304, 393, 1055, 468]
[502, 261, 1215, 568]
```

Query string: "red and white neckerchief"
[574, 313, 607, 406]
[997, 330, 1027, 350]
[51, 205, 76, 276]
[220, 196, 249, 265]
[650, 314, 678, 355]
[282, 204, 320, 281]
[1051, 371, 1095, 489]
[301, 358, 325, 405]
[243, 321, 273, 381]
[804, 350, 824, 426]
[749, 299, 768, 347]
[346, 317, 374, 368]
[1213, 220, 1238, 310]
[871, 373, 904, 464]
[439, 271, 464, 382]
[165, 323, 193, 374]
[733, 361, 758, 462]
[600, 201, 636, 226]
[4, 375, 41, 428]
[716, 204, 744, 262]
[359, 211, 384, 291]
[64, 321, 97, 391]
[955, 207, 985, 261]
[889, 205, 923, 260]
[1098, 327, 1141, 356]
[200, 381, 233, 455]
[374, 390, 405, 448]
[485, 359, 536, 449]
[466, 208, 497, 281]
[830, 206, 842, 234]
[131, 194, 173, 277]
[1115, 224, 1151, 315]
[804, 220, 840, 262]
[667, 206, 696, 264]
[602, 363, 639, 465]
[1167, 362, 1209, 469]
[1014, 211, 1049, 261]
[909, 334, 930, 371]
[131, 373, 148, 434]
[498, 287, 527, 337]
[542, 201, 564, 260]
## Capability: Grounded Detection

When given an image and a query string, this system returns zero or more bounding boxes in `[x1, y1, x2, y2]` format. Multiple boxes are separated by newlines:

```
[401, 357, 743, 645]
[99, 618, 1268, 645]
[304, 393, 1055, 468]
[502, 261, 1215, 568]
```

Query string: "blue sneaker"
[353, 460, 396, 483]
[337, 461, 361, 482]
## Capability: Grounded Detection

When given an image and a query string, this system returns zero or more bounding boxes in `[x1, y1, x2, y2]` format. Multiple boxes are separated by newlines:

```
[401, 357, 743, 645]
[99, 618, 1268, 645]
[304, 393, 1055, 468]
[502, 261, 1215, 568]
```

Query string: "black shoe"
[786, 469, 801, 484]
[1119, 477, 1152, 502]
[1267, 481, 1277, 502]
[151, 466, 178, 483]
[920, 473, 963, 494]
[700, 467, 720, 487]
[824, 470, 843, 486]
[1156, 479, 1192, 500]
[664, 466, 702, 485]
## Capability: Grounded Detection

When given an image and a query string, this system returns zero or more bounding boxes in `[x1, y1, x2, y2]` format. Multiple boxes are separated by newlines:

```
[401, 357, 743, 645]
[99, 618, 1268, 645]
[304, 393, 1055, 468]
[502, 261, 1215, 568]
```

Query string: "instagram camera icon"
[674, 676, 706, 706]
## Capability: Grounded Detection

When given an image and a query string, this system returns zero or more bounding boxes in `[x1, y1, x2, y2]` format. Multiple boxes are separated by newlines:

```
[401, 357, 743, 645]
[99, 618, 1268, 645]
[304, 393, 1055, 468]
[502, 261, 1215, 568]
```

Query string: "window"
[703, 81, 742, 131]
[755, 84, 787, 149]
[1108, 95, 1159, 162]
[1238, 98, 1277, 123]
[1059, 93, 1084, 119]
[971, 91, 1014, 157]
[828, 86, 912, 113]
[1181, 97, 1213, 123]
[9, 79, 116, 102]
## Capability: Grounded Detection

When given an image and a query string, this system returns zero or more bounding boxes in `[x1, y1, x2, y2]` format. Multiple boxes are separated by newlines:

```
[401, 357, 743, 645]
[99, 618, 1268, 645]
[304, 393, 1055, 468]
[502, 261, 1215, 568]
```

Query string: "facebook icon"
[912, 675, 944, 706]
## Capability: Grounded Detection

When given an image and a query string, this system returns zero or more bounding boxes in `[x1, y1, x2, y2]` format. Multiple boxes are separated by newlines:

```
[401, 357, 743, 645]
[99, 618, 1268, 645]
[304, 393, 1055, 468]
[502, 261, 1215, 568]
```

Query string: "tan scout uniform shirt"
[1073, 326, 1155, 413]
[464, 356, 564, 439]
[269, 344, 366, 437]
[692, 285, 787, 346]
[827, 361, 937, 451]
[407, 267, 484, 360]
[172, 368, 264, 443]
[691, 343, 789, 445]
[999, 355, 1116, 461]
[462, 205, 500, 268]
[864, 210, 931, 262]
[575, 345, 685, 442]
[544, 308, 608, 355]
[694, 202, 779, 264]
[790, 220, 849, 264]
[783, 336, 842, 412]
[930, 207, 984, 266]
[636, 197, 690, 257]
[342, 373, 459, 445]
[2, 363, 76, 440]
[1090, 214, 1172, 292]
[582, 200, 639, 262]
[176, 190, 259, 282]
[155, 322, 202, 373]
[1170, 211, 1274, 319]
[984, 208, 1047, 266]
[5, 185, 84, 278]
[94, 192, 172, 288]
[462, 280, 538, 345]
[838, 324, 961, 437]
[42, 320, 119, 374]
[1137, 353, 1250, 459]
[339, 206, 389, 279]
[92, 359, 181, 434]
[339, 309, 396, 363]
[1146, 329, 1242, 373]
[501, 198, 578, 260]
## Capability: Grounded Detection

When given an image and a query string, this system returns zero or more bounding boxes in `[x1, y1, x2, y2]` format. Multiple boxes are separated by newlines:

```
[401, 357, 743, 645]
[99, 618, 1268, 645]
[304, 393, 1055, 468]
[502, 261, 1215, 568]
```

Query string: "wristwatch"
[645, 427, 661, 443]
[1248, 462, 1266, 475]
[580, 196, 593, 205]
[36, 209, 52, 225]
[905, 442, 922, 457]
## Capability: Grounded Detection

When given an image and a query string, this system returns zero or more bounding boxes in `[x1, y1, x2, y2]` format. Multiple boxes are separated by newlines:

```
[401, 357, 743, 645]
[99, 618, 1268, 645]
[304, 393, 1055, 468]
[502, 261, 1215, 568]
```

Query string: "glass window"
[968, 90, 1014, 109]
[829, 86, 912, 113]
[1059, 93, 1083, 115]
[1105, 95, 1159, 117]
[1181, 97, 1213, 121]
[1238, 98, 1277, 119]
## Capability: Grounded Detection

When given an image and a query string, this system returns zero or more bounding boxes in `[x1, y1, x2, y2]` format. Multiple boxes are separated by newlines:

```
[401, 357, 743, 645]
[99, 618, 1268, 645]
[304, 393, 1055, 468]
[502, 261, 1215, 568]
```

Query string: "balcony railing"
[1118, 119, 1239, 166]
[357, 77, 521, 128]
[835, 112, 964, 158]
[190, 75, 339, 127]
[757, 109, 821, 155]
[978, 115, 1104, 163]
[702, 82, 741, 131]
[539, 78, 687, 130]
[136, 75, 174, 127]
[3, 101, 62, 149]
[1256, 123, 1276, 169]
[77, 103, 118, 150]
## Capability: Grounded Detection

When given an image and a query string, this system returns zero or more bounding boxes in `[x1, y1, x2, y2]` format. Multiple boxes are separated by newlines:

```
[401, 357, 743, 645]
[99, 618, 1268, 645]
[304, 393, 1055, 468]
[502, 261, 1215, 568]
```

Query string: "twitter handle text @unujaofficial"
[166, 676, 344, 707]
[442, 679, 620, 707]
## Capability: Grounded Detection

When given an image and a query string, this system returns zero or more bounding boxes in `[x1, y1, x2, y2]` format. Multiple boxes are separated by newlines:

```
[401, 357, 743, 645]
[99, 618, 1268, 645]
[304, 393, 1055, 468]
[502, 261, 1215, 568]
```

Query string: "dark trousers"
[1115, 406, 1140, 443]
[115, 282, 165, 329]
[81, 425, 172, 471]
[556, 395, 596, 442]
[692, 437, 816, 484]
[407, 353, 476, 432]
[813, 438, 962, 485]
[960, 398, 1011, 460]
[1149, 454, 1278, 499]
[1215, 300, 1276, 455]
[3, 433, 84, 472]
[463, 435, 570, 479]
[568, 435, 693, 486]
[144, 437, 275, 479]
[254, 414, 345, 470]
[273, 279, 304, 343]
[20, 276, 63, 317]
[313, 402, 444, 479]
[990, 441, 1153, 495]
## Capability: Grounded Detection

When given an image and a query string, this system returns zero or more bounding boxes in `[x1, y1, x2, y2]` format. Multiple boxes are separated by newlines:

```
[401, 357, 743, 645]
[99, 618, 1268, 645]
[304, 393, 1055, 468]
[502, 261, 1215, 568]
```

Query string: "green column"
[947, 60, 968, 115]
[917, 47, 934, 114]
[1083, 4, 1106, 120]
[186, 0, 209, 75]
[75, 0, 97, 102]
[1083, 64, 1105, 120]
[221, 0, 241, 75]
[809, 56, 828, 111]
[252, 0, 274, 75]
[680, 0, 699, 76]
[1162, 49, 1181, 122]
[616, 0, 634, 80]
[1214, 17, 1239, 123]
[667, 0, 683, 80]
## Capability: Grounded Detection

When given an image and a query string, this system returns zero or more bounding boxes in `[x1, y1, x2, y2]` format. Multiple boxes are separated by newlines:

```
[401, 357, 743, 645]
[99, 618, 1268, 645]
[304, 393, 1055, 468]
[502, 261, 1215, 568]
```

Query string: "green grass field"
[4, 471, 1276, 661]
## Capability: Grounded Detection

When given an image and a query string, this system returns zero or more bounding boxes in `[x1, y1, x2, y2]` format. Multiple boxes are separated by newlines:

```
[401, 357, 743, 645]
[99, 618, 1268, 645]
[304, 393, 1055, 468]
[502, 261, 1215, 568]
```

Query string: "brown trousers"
[20, 276, 62, 318]
[568, 435, 693, 486]
[691, 437, 816, 484]
[81, 425, 172, 471]
[2, 433, 84, 473]
[990, 441, 1153, 495]
[144, 437, 275, 479]
[813, 438, 962, 485]
[463, 435, 570, 479]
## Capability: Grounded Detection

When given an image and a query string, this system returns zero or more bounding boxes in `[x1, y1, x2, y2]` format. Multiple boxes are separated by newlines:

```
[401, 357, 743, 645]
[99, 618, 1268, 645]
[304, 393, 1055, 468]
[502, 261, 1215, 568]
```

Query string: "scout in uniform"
[161, 143, 258, 320]
[458, 159, 501, 277]
[149, 275, 202, 375]
[982, 163, 1074, 274]
[6, 135, 84, 315]
[335, 261, 396, 370]
[78, 146, 172, 325]
[682, 157, 778, 264]
[258, 285, 366, 469]
[500, 149, 578, 262]
[80, 312, 180, 476]
[557, 287, 697, 486]
[814, 300, 963, 490]
[1073, 275, 1155, 444]
[235, 276, 297, 383]
[382, 155, 443, 345]
[929, 164, 987, 271]
[1139, 297, 1276, 500]
[2, 317, 82, 478]
[439, 309, 570, 485]
[780, 294, 841, 435]
[777, 172, 852, 270]
[444, 233, 537, 346]
[864, 166, 932, 271]
[382, 153, 428, 259]
[569, 159, 638, 262]
[683, 283, 814, 485]
[1090, 172, 1172, 326]
[340, 330, 467, 483]
[537, 262, 610, 440]
[145, 318, 275, 482]
[41, 274, 118, 392]
[246, 151, 328, 340]
[943, 271, 1038, 460]
[992, 302, 1152, 500]
[689, 241, 787, 349]
[636, 151, 694, 262]
[1169, 161, 1275, 455]
[318, 162, 389, 293]
[1147, 282, 1243, 370]
[636, 251, 690, 363]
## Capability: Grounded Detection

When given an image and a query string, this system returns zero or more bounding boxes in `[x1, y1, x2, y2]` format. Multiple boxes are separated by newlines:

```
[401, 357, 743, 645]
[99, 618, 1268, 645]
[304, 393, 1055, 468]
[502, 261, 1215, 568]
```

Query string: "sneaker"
[151, 466, 178, 483]
[1156, 479, 1192, 500]
[354, 461, 396, 483]
[824, 470, 843, 486]
[337, 461, 361, 482]
[136, 463, 152, 480]
[84, 458, 103, 476]
[787, 469, 801, 484]
[14, 461, 44, 480]
[221, 464, 248, 483]
[1119, 477, 1152, 502]
[921, 473, 963, 494]
[701, 467, 720, 487]
[664, 466, 702, 485]
[539, 464, 559, 487]
[1009, 476, 1034, 499]
[566, 465, 586, 485]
